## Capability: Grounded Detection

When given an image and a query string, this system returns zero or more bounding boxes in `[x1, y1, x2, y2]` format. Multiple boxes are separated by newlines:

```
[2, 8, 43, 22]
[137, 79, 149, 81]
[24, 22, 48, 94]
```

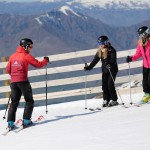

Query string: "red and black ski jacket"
[6, 46, 48, 83]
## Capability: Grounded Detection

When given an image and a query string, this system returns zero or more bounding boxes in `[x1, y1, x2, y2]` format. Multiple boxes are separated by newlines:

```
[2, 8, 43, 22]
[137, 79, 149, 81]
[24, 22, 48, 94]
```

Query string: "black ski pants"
[102, 72, 118, 102]
[7, 81, 34, 122]
[143, 67, 150, 93]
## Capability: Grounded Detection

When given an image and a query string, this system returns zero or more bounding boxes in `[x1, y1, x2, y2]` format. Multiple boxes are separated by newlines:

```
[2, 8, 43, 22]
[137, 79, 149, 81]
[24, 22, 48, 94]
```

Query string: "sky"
[0, 90, 150, 150]
[0, 0, 39, 2]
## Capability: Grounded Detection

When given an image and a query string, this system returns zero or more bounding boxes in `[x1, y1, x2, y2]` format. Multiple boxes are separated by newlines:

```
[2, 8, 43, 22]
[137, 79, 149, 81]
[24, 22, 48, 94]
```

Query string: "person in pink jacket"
[6, 38, 49, 129]
[126, 26, 150, 103]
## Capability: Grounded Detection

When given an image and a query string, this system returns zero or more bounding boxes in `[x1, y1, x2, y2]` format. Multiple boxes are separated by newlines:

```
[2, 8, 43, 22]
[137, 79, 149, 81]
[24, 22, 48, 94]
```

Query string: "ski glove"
[106, 64, 111, 69]
[126, 56, 132, 63]
[44, 56, 49, 62]
[84, 65, 91, 71]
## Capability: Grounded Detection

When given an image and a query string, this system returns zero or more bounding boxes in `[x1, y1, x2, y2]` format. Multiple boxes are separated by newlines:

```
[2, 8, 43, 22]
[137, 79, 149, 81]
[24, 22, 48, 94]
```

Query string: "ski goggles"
[98, 41, 105, 45]
[139, 28, 149, 38]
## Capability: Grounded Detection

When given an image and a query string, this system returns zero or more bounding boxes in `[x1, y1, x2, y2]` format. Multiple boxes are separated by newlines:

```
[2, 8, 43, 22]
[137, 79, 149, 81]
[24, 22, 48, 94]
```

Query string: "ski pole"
[82, 58, 88, 109]
[128, 62, 133, 105]
[3, 94, 11, 119]
[84, 63, 88, 109]
[107, 68, 125, 106]
[45, 65, 48, 114]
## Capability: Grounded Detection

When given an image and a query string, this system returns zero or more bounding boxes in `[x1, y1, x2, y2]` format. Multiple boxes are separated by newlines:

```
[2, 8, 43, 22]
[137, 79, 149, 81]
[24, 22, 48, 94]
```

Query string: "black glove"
[106, 64, 111, 69]
[84, 63, 91, 71]
[84, 66, 91, 71]
[126, 56, 132, 63]
[44, 56, 49, 62]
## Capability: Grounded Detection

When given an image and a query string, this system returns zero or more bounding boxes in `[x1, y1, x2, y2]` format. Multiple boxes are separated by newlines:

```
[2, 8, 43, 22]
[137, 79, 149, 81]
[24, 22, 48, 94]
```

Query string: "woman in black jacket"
[84, 35, 118, 107]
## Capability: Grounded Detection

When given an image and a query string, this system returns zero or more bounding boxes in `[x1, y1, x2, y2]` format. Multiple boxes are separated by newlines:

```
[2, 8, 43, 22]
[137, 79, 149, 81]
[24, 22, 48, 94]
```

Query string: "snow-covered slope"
[0, 92, 150, 150]
[58, 5, 81, 16]
[41, 0, 150, 9]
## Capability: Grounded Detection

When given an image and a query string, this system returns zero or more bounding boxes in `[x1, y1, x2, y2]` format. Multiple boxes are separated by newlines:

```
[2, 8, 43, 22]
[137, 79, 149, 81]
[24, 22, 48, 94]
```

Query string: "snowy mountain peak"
[40, 0, 62, 2]
[59, 5, 80, 16]
[40, 0, 150, 9]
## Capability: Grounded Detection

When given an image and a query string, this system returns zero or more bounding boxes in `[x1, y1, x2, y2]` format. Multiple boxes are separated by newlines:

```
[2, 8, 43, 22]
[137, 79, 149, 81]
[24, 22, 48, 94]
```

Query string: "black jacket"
[88, 45, 118, 74]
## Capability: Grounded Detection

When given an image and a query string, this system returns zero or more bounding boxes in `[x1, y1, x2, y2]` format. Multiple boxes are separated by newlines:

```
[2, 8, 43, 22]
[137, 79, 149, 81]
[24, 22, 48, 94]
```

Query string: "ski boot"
[7, 121, 15, 131]
[140, 93, 150, 104]
[108, 100, 119, 107]
[23, 119, 32, 128]
[102, 100, 109, 107]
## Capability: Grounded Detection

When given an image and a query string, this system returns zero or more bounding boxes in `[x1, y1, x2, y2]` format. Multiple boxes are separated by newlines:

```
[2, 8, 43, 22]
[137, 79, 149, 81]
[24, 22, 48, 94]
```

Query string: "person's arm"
[131, 42, 142, 61]
[85, 53, 100, 70]
[6, 58, 11, 75]
[27, 54, 48, 68]
[103, 47, 117, 68]
[109, 48, 117, 65]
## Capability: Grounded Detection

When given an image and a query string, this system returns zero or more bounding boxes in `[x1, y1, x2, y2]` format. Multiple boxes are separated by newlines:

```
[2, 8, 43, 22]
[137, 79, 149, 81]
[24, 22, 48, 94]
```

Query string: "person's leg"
[7, 83, 22, 122]
[108, 72, 118, 101]
[142, 67, 150, 102]
[148, 69, 150, 92]
[102, 73, 110, 106]
[143, 67, 150, 93]
[107, 72, 119, 107]
[18, 81, 34, 120]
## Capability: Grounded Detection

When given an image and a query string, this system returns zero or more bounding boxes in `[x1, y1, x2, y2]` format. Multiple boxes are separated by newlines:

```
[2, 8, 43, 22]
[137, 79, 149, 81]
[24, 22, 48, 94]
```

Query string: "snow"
[35, 17, 43, 25]
[0, 90, 150, 150]
[35, 13, 56, 25]
[59, 5, 81, 17]
[40, 0, 150, 9]
[40, 0, 62, 2]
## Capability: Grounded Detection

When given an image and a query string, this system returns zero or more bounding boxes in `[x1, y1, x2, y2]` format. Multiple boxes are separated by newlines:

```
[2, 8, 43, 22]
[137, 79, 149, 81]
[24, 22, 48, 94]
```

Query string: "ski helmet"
[97, 35, 109, 45]
[20, 38, 33, 47]
[137, 26, 149, 38]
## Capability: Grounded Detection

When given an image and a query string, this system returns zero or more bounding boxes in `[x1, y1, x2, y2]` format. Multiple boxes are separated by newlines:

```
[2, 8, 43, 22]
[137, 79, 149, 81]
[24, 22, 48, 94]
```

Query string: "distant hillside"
[0, 7, 149, 58]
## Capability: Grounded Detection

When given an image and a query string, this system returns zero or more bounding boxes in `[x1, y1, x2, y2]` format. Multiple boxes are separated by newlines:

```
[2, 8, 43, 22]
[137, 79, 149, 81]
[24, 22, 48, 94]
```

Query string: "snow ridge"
[40, 0, 150, 9]
[59, 5, 81, 16]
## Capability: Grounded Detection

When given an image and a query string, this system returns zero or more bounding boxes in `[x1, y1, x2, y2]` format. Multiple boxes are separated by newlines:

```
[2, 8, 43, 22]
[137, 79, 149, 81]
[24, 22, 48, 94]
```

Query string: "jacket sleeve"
[6, 59, 11, 75]
[88, 53, 100, 69]
[27, 54, 48, 68]
[131, 42, 142, 61]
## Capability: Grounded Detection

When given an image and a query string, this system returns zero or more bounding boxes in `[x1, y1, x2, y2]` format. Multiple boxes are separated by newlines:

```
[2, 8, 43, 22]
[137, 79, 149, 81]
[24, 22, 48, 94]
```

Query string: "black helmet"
[20, 38, 33, 47]
[137, 26, 149, 38]
[97, 35, 109, 45]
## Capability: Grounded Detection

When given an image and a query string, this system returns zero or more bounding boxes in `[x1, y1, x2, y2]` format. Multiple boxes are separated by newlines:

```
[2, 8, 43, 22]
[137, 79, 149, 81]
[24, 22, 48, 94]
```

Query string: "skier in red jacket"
[6, 38, 49, 129]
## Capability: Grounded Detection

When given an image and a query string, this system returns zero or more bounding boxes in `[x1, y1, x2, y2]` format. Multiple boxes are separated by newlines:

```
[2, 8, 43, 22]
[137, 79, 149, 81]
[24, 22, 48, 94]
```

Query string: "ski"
[132, 103, 141, 107]
[89, 108, 102, 111]
[1, 119, 23, 136]
[127, 102, 144, 107]
[121, 104, 129, 108]
[15, 115, 44, 133]
[89, 103, 129, 111]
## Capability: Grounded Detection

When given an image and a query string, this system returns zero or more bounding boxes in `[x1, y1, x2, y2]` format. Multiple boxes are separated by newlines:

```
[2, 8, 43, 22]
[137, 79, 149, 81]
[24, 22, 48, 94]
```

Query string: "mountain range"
[40, 0, 150, 9]
[0, 6, 150, 58]
[0, 0, 150, 26]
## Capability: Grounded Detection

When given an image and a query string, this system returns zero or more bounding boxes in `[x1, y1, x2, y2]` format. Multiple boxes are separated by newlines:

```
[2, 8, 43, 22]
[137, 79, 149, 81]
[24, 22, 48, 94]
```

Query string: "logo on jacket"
[12, 61, 21, 66]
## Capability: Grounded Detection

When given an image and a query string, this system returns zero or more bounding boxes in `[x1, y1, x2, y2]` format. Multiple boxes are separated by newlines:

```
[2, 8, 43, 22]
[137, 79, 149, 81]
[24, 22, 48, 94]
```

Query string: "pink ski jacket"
[6, 46, 48, 83]
[132, 40, 150, 68]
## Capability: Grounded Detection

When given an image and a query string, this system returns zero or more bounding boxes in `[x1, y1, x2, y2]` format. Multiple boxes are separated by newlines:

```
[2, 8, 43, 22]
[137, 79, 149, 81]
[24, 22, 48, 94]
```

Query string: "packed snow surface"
[0, 92, 150, 150]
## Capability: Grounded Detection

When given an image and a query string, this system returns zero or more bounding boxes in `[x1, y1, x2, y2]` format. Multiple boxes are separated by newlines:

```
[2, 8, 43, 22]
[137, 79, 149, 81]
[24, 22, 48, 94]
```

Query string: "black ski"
[15, 115, 44, 133]
[89, 103, 129, 111]
[89, 108, 102, 111]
